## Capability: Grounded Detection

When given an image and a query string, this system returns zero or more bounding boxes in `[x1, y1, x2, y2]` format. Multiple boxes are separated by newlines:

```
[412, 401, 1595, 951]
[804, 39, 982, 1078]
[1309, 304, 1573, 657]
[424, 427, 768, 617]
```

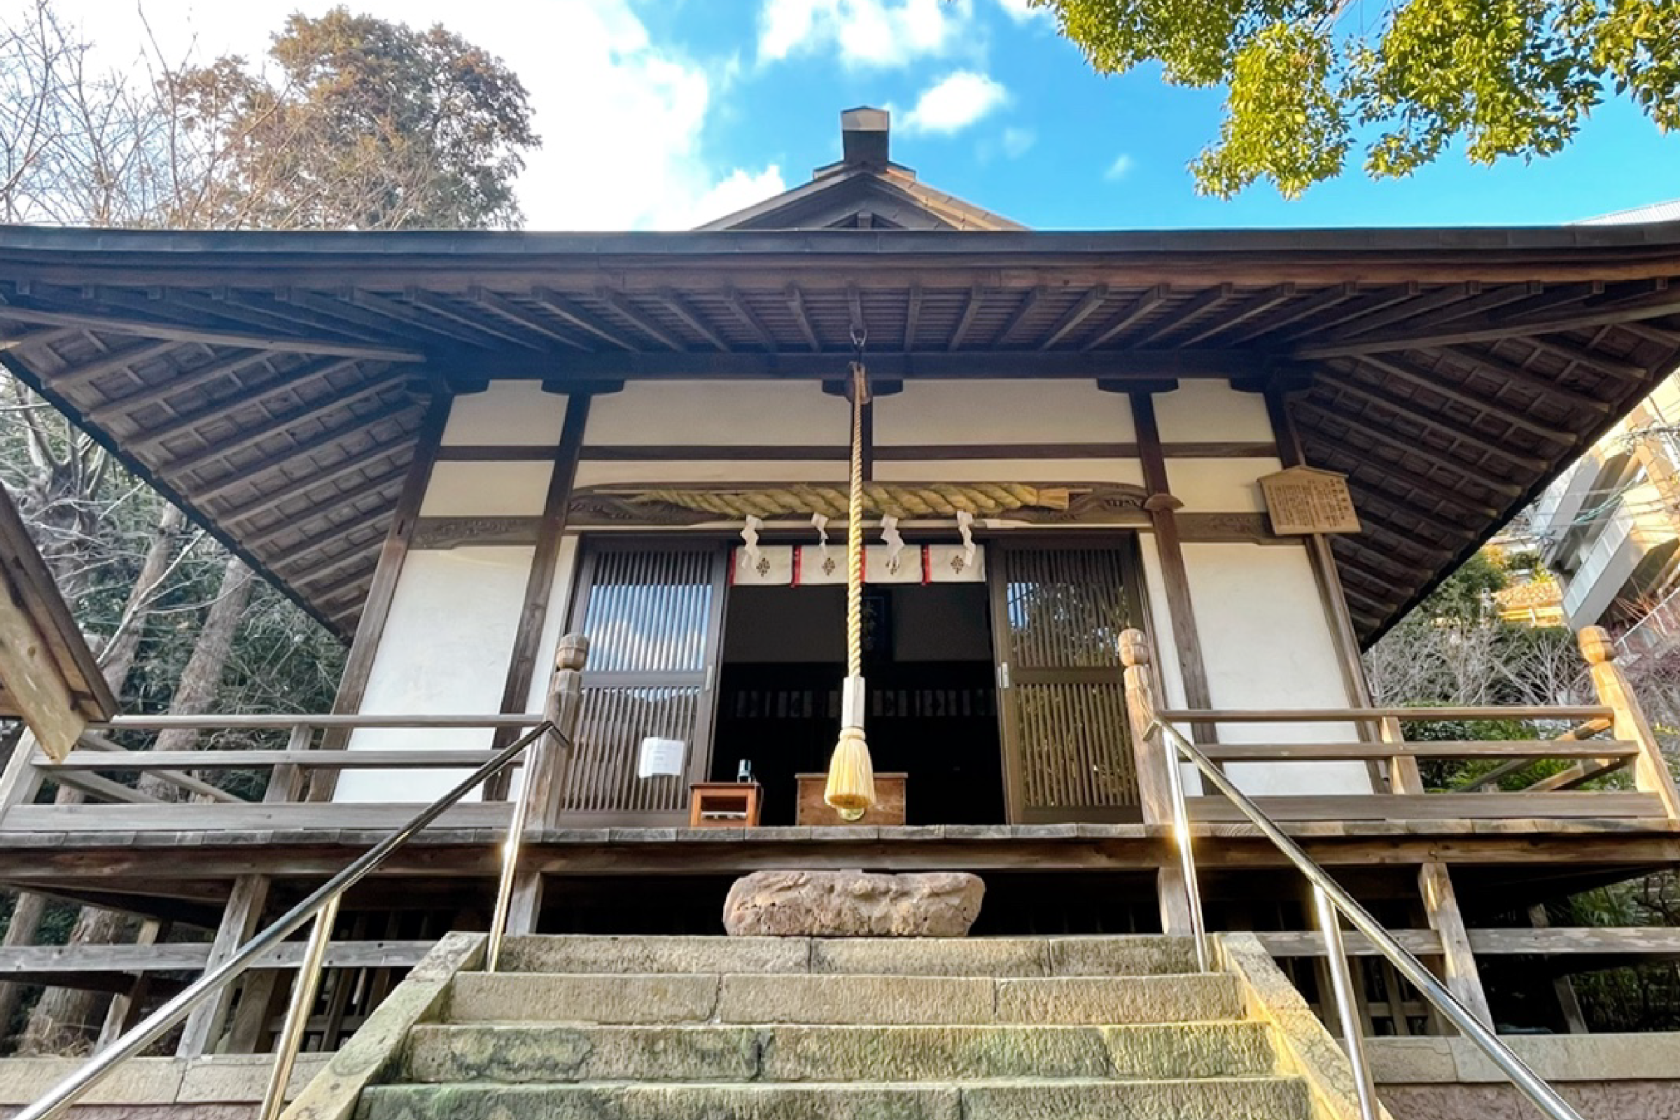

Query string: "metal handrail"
[1148, 717, 1587, 1120]
[17, 720, 562, 1120]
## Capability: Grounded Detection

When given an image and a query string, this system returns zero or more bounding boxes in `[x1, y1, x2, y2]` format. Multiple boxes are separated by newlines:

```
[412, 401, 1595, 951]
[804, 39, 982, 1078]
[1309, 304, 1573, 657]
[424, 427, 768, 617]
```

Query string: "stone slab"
[810, 938, 1049, 977]
[995, 975, 1241, 1024]
[355, 1082, 964, 1120]
[717, 974, 997, 1025]
[724, 870, 983, 937]
[450, 972, 721, 1025]
[498, 934, 811, 975]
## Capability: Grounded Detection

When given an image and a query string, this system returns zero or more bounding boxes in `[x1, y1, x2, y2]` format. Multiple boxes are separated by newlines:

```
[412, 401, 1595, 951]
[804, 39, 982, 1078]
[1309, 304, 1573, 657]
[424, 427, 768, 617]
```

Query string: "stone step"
[448, 972, 1243, 1026]
[402, 1021, 1277, 1083]
[358, 1076, 1310, 1120]
[495, 935, 1198, 978]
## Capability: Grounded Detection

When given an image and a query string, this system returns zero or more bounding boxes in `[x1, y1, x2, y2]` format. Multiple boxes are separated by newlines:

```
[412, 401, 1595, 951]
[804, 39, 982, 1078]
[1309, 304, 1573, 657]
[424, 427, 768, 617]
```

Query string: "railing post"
[1582, 625, 1680, 819]
[1120, 629, 1197, 940]
[1382, 717, 1494, 1027]
[257, 894, 341, 1120]
[488, 634, 589, 968]
[1313, 885, 1380, 1120]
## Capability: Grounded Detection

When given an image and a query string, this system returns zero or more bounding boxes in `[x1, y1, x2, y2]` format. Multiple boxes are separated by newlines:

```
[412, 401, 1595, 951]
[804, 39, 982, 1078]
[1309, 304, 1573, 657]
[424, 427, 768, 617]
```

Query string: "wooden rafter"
[597, 290, 682, 351]
[52, 339, 180, 390]
[1039, 285, 1108, 349]
[134, 358, 360, 450]
[657, 290, 728, 351]
[1324, 283, 1474, 341]
[1438, 346, 1613, 416]
[349, 288, 502, 349]
[166, 371, 405, 477]
[1292, 399, 1518, 501]
[86, 350, 270, 421]
[1351, 353, 1577, 445]
[1222, 282, 1356, 344]
[993, 286, 1044, 346]
[0, 298, 420, 362]
[1171, 284, 1292, 347]
[1519, 335, 1643, 381]
[1315, 367, 1549, 471]
[190, 397, 418, 502]
[470, 288, 591, 351]
[218, 435, 412, 525]
[785, 285, 821, 351]
[245, 467, 409, 549]
[904, 283, 923, 348]
[533, 287, 635, 351]
[949, 286, 983, 350]
[1338, 464, 1481, 530]
[1133, 284, 1231, 346]
[723, 288, 777, 352]
[1080, 285, 1167, 350]
[405, 290, 545, 351]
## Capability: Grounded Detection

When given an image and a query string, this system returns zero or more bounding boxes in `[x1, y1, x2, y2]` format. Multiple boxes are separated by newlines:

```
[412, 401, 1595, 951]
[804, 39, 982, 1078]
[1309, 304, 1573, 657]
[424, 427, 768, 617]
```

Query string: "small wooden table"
[795, 772, 907, 825]
[689, 782, 762, 828]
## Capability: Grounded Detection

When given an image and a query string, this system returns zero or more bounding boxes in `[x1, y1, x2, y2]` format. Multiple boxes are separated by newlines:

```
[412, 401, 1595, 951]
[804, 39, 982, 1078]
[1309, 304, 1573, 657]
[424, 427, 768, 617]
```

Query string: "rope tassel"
[825, 361, 877, 821]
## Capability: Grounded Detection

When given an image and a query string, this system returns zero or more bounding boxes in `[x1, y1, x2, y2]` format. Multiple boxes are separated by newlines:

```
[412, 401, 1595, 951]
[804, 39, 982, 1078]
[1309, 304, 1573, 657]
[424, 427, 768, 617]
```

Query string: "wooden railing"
[0, 640, 593, 836]
[1120, 625, 1680, 827]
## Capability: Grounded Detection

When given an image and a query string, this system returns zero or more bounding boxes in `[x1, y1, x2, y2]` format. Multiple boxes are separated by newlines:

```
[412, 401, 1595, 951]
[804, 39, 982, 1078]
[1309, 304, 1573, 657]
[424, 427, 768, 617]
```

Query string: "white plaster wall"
[338, 546, 533, 802]
[421, 461, 554, 517]
[872, 458, 1145, 486]
[442, 384, 569, 446]
[875, 381, 1136, 444]
[572, 460, 849, 487]
[1166, 459, 1282, 512]
[586, 382, 844, 445]
[1181, 542, 1372, 796]
[1153, 382, 1275, 443]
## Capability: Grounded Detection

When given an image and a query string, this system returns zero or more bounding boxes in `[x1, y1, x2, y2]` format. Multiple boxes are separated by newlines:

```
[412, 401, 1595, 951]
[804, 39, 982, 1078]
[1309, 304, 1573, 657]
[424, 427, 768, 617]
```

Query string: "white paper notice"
[637, 737, 686, 779]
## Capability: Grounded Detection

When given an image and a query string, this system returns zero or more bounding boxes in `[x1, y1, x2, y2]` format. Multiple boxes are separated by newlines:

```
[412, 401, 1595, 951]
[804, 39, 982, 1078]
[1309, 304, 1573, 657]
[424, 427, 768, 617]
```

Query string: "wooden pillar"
[1582, 624, 1680, 819]
[485, 394, 591, 801]
[1128, 392, 1215, 722]
[308, 393, 451, 802]
[98, 919, 166, 1047]
[1119, 628, 1196, 936]
[504, 634, 590, 936]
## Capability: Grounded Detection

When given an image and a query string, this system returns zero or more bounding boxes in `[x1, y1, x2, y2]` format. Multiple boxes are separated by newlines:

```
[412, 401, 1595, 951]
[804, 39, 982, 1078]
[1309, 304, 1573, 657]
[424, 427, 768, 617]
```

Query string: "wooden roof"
[1, 109, 1678, 642]
[0, 483, 116, 754]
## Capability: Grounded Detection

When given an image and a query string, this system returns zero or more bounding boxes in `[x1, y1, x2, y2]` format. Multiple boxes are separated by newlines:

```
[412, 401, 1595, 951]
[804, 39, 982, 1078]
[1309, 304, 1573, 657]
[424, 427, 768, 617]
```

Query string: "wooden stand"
[795, 772, 907, 825]
[689, 782, 762, 828]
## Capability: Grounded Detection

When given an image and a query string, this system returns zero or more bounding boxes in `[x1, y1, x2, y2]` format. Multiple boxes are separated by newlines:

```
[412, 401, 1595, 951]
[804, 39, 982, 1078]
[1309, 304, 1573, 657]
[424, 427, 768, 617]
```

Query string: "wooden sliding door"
[991, 541, 1142, 823]
[561, 541, 728, 824]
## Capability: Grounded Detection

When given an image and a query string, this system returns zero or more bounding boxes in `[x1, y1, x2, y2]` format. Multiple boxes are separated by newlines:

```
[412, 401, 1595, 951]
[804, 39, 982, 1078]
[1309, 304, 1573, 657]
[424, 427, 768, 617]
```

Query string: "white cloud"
[1001, 127, 1036, 157]
[758, 0, 973, 69]
[902, 71, 1009, 135]
[1105, 153, 1136, 181]
[49, 0, 776, 231]
[993, 0, 1050, 21]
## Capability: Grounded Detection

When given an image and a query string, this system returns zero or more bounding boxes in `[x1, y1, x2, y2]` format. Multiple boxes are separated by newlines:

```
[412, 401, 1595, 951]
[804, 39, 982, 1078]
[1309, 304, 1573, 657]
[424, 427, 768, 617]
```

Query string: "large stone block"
[723, 870, 983, 937]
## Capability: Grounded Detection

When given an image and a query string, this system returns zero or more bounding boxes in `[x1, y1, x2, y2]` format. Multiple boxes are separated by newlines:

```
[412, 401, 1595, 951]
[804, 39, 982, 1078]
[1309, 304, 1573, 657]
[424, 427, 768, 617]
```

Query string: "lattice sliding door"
[991, 542, 1142, 822]
[562, 542, 727, 824]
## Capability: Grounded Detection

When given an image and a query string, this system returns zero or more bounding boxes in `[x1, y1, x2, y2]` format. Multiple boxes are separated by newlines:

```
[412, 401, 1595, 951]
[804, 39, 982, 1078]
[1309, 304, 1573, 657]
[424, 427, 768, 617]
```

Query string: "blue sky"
[53, 0, 1680, 230]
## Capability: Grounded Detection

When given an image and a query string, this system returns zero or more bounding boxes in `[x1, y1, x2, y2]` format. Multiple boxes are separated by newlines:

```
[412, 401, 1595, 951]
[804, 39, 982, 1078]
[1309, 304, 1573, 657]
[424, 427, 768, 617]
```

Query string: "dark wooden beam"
[658, 290, 728, 351]
[1314, 368, 1549, 471]
[192, 397, 419, 503]
[532, 288, 636, 350]
[279, 287, 472, 349]
[85, 350, 270, 421]
[217, 436, 413, 525]
[1080, 285, 1167, 350]
[723, 288, 777, 352]
[1349, 353, 1578, 445]
[0, 298, 421, 362]
[1039, 284, 1108, 349]
[165, 370, 406, 477]
[351, 288, 506, 349]
[1222, 282, 1356, 344]
[470, 288, 592, 351]
[1322, 283, 1475, 341]
[245, 466, 409, 548]
[134, 358, 360, 450]
[52, 339, 180, 389]
[598, 289, 682, 351]
[1522, 335, 1644, 381]
[993, 286, 1044, 346]
[785, 285, 821, 351]
[1437, 345, 1614, 415]
[1132, 283, 1231, 345]
[1172, 284, 1293, 346]
[904, 283, 923, 348]
[470, 348, 1250, 381]
[1292, 398, 1522, 497]
[406, 289, 545, 351]
[949, 286, 983, 350]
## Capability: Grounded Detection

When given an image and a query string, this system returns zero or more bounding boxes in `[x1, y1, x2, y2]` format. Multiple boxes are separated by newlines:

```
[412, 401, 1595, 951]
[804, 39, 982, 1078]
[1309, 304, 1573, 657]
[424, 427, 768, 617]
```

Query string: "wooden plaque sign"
[1258, 466, 1362, 535]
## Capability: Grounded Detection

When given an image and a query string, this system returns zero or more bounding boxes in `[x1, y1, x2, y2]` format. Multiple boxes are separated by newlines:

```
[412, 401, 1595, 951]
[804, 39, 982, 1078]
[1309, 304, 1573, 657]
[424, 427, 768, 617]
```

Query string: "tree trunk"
[18, 557, 253, 1055]
[0, 502, 191, 1048]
